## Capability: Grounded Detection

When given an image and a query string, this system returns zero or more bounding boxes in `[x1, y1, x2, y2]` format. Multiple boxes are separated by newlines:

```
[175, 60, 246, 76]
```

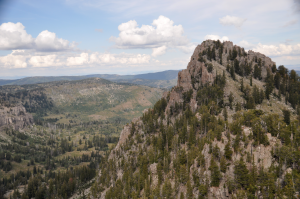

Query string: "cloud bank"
[0, 50, 151, 69]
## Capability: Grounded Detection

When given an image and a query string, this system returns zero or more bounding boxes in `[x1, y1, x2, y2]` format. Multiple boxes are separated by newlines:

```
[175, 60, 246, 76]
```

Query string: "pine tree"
[283, 109, 290, 125]
[235, 102, 241, 112]
[234, 59, 240, 75]
[229, 92, 234, 109]
[230, 66, 235, 80]
[224, 142, 233, 160]
[223, 108, 228, 121]
[247, 96, 255, 109]
[180, 192, 184, 199]
[240, 78, 244, 92]
[220, 156, 227, 173]
[234, 158, 249, 189]
[162, 179, 173, 199]
[198, 183, 208, 199]
[187, 180, 193, 199]
[211, 46, 216, 60]
[157, 163, 163, 185]
[209, 159, 221, 187]
[188, 125, 196, 147]
[259, 89, 265, 103]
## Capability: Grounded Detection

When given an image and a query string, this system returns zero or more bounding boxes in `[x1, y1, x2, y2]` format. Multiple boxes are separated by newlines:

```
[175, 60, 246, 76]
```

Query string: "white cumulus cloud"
[219, 15, 247, 28]
[29, 55, 61, 68]
[0, 22, 34, 50]
[204, 35, 229, 42]
[0, 50, 28, 68]
[0, 22, 75, 52]
[35, 30, 75, 52]
[110, 15, 192, 56]
[67, 53, 89, 66]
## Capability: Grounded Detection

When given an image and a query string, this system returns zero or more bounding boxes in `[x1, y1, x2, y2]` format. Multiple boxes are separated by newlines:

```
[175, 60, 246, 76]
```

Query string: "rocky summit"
[90, 40, 300, 199]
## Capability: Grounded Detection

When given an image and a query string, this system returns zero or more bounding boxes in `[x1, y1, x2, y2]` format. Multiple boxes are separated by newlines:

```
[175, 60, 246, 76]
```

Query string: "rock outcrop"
[0, 104, 34, 130]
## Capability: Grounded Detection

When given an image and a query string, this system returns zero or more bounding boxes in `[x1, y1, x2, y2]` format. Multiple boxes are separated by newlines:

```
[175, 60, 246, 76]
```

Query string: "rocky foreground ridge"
[91, 40, 299, 199]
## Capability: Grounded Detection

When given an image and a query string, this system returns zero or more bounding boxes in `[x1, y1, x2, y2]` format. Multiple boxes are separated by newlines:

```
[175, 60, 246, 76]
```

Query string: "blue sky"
[0, 0, 299, 78]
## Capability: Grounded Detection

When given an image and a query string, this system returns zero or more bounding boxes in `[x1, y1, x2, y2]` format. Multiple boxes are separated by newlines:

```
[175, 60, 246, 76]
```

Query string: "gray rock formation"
[0, 104, 34, 130]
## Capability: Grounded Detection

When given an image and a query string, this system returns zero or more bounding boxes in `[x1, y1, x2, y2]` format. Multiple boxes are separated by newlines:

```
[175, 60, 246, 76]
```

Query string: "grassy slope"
[42, 78, 164, 123]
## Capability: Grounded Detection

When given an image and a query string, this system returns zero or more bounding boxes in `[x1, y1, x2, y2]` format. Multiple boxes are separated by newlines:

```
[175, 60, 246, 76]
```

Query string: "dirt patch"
[112, 101, 134, 112]
[136, 92, 152, 106]
[88, 114, 107, 120]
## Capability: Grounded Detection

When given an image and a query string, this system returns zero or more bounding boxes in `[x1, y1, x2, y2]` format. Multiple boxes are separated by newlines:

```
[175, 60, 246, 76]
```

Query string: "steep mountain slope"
[89, 40, 300, 199]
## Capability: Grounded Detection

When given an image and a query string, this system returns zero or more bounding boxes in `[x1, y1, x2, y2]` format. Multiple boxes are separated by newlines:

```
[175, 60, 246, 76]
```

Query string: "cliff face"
[0, 104, 34, 130]
[94, 40, 296, 199]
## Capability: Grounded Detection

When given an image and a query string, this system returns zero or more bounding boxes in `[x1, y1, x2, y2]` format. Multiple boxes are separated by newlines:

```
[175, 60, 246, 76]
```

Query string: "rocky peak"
[95, 40, 297, 199]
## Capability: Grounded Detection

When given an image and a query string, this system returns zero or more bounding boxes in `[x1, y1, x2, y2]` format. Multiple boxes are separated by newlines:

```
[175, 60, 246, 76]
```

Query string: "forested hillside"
[0, 78, 164, 198]
[0, 70, 180, 89]
[89, 40, 300, 199]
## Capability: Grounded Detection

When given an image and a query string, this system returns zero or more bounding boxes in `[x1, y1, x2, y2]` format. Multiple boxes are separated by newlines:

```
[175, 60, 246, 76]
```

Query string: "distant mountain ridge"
[0, 70, 180, 86]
